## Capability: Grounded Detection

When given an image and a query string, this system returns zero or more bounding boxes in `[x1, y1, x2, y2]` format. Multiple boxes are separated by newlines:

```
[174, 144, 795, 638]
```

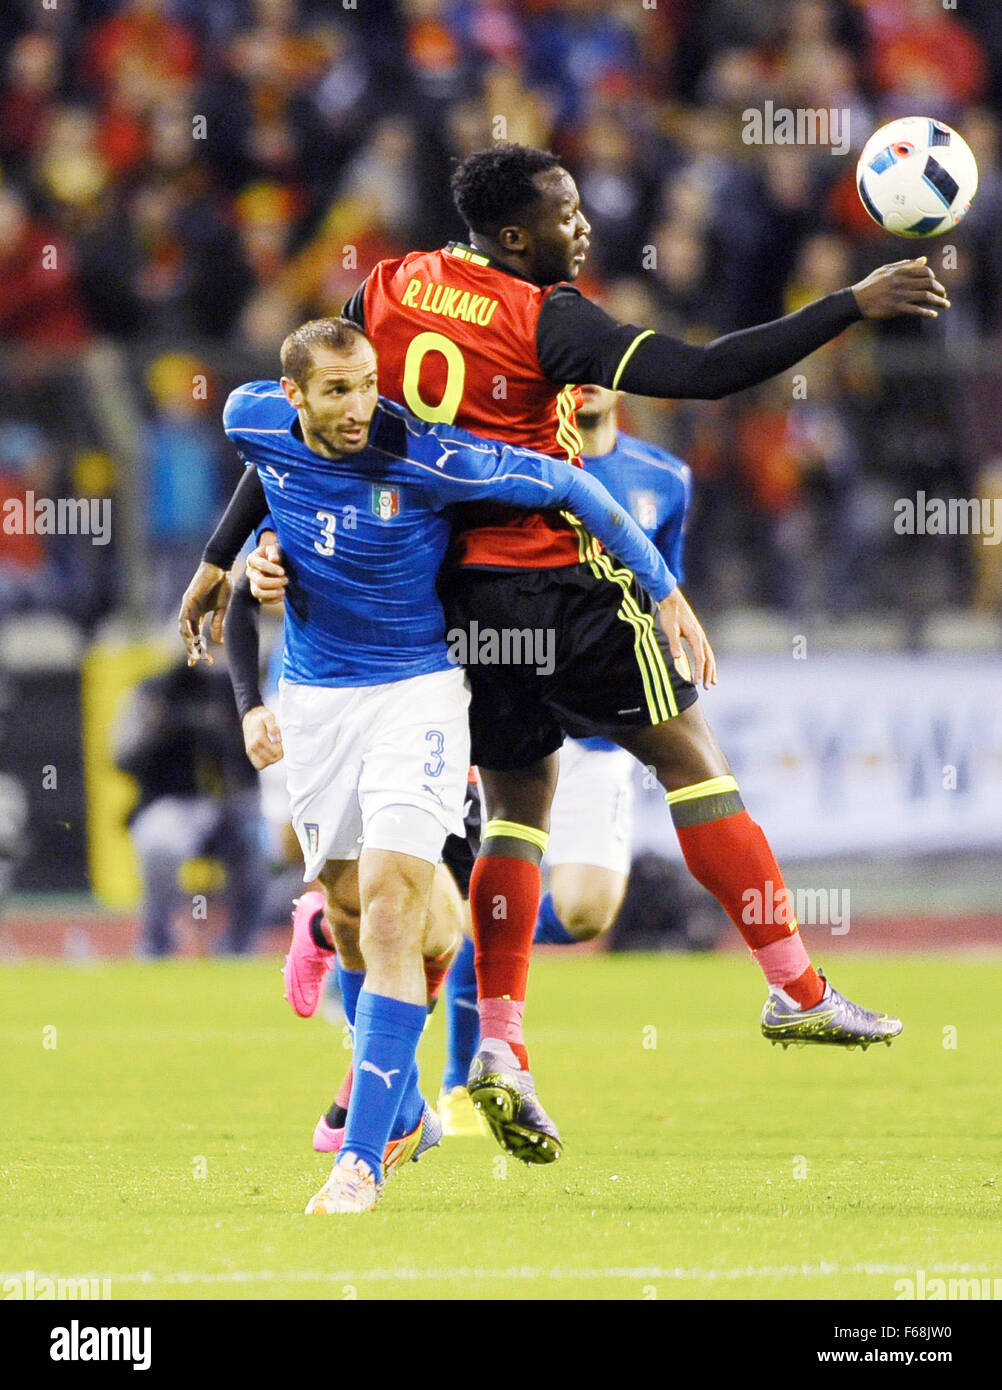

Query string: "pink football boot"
[313, 1067, 352, 1151]
[282, 891, 334, 1017]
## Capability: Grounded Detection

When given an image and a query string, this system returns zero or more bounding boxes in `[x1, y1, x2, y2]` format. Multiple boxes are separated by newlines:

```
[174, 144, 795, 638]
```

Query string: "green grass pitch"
[2, 951, 1000, 1301]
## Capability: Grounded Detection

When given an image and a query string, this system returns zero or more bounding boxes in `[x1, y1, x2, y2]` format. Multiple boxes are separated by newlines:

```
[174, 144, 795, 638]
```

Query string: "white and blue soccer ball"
[856, 117, 979, 237]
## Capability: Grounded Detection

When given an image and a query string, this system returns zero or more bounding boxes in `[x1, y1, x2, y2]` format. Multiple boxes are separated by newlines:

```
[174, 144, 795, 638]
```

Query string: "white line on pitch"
[65, 1262, 1002, 1286]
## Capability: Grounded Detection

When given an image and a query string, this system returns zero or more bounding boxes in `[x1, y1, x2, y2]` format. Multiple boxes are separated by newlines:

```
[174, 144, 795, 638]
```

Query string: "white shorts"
[278, 667, 471, 879]
[547, 739, 636, 876]
[258, 758, 291, 829]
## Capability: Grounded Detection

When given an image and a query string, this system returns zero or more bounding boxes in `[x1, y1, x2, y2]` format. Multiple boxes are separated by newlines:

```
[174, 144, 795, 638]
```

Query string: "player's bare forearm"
[657, 588, 716, 690]
[178, 562, 232, 665]
[851, 257, 950, 319]
[241, 705, 284, 770]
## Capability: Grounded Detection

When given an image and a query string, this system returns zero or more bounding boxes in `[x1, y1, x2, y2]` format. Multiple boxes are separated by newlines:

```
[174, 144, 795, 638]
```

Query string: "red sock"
[423, 950, 451, 1004]
[675, 810, 824, 1008]
[469, 853, 540, 1070]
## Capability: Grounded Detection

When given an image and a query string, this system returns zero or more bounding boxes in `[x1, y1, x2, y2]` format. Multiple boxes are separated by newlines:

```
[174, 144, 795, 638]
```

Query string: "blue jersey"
[583, 432, 691, 584]
[223, 383, 677, 688]
[577, 431, 692, 752]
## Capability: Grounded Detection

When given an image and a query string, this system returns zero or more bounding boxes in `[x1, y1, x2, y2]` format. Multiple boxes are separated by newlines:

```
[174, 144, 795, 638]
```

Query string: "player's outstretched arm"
[483, 442, 716, 687]
[538, 261, 948, 403]
[178, 468, 270, 663]
[618, 258, 948, 400]
[538, 455, 677, 599]
[418, 426, 677, 602]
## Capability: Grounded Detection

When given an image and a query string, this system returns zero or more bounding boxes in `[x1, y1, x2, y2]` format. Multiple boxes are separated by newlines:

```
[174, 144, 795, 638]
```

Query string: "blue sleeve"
[658, 517, 685, 587]
[415, 425, 676, 600]
[657, 468, 692, 586]
[255, 512, 277, 546]
[222, 386, 248, 440]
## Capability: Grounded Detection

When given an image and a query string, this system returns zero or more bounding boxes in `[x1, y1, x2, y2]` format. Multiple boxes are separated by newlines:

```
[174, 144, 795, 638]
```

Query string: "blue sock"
[341, 990, 426, 1179]
[336, 963, 423, 1139]
[442, 936, 479, 1090]
[336, 963, 365, 1039]
[533, 892, 578, 945]
[391, 1058, 425, 1139]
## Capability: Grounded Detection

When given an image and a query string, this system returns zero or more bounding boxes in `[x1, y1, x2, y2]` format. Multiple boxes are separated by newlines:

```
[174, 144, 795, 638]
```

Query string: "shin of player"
[312, 854, 463, 1151]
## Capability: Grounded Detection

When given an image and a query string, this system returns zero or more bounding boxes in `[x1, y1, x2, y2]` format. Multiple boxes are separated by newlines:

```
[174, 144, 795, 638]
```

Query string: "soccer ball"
[856, 117, 979, 237]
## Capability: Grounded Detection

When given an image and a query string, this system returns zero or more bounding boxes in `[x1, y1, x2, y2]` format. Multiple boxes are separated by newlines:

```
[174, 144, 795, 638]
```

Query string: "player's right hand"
[657, 587, 717, 690]
[242, 705, 284, 770]
[246, 542, 288, 604]
[851, 257, 950, 319]
[178, 561, 232, 666]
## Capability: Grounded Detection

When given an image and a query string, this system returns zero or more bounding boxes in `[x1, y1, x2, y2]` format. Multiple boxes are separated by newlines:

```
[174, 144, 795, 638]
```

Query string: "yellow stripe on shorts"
[555, 507, 677, 726]
[586, 542, 678, 723]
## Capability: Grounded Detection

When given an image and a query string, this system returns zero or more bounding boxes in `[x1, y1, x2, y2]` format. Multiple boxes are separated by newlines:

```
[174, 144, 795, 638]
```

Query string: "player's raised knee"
[554, 891, 621, 941]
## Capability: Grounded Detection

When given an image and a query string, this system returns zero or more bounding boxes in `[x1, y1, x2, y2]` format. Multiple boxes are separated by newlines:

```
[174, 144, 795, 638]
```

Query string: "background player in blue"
[540, 382, 691, 940]
[192, 315, 694, 1210]
[439, 384, 694, 1134]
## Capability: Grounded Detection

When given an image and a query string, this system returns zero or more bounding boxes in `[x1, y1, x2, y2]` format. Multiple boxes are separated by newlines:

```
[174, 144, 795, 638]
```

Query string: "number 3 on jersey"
[403, 332, 466, 425]
[314, 510, 337, 556]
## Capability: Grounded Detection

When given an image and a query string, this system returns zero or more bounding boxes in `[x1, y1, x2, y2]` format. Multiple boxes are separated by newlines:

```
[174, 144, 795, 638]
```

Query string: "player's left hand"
[242, 705, 284, 769]
[246, 542, 288, 604]
[657, 586, 717, 689]
[178, 561, 232, 666]
[851, 257, 950, 319]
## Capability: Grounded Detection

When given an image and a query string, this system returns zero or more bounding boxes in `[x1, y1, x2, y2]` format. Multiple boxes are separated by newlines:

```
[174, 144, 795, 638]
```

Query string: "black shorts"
[442, 563, 699, 771]
[441, 778, 481, 898]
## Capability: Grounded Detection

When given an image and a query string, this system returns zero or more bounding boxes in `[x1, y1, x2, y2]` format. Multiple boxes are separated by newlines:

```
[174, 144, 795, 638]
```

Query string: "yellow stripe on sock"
[484, 819, 550, 853]
[664, 775, 740, 806]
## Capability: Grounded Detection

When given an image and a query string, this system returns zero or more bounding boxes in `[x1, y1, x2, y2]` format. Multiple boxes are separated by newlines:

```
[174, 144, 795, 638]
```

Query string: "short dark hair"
[280, 317, 371, 386]
[451, 142, 563, 236]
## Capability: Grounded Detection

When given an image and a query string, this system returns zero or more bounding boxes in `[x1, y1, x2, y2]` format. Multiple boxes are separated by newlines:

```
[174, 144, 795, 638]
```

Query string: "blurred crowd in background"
[3, 0, 1002, 630]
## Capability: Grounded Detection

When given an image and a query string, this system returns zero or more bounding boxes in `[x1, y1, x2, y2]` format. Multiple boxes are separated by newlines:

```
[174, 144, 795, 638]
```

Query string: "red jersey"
[354, 242, 586, 569]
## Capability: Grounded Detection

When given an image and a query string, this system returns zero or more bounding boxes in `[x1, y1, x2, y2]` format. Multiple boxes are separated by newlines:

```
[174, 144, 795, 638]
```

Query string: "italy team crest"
[629, 490, 658, 531]
[371, 486, 400, 519]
